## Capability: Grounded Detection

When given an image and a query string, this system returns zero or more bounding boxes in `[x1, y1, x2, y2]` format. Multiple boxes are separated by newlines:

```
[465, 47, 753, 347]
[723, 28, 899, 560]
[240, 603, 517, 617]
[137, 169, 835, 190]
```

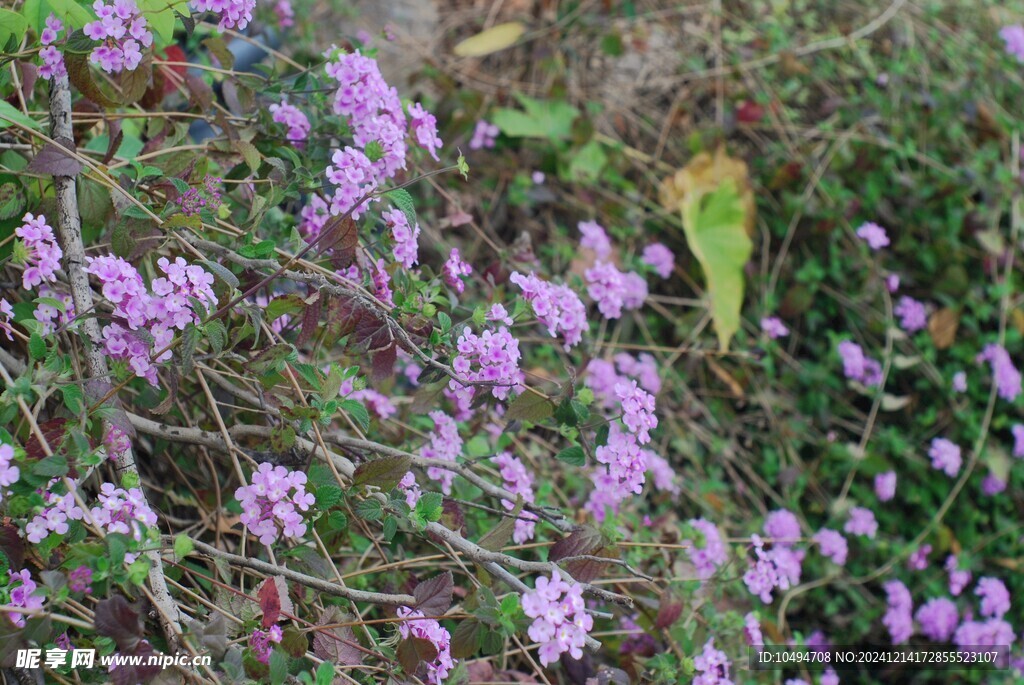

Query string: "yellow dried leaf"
[927, 308, 959, 350]
[453, 22, 526, 57]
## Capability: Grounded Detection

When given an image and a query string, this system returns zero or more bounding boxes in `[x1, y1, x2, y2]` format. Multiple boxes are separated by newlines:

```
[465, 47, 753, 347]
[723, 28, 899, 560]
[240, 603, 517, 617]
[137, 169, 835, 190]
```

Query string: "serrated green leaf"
[173, 534, 193, 560]
[33, 455, 68, 478]
[492, 95, 578, 140]
[352, 454, 411, 490]
[61, 384, 84, 414]
[384, 188, 417, 229]
[204, 319, 226, 355]
[354, 498, 382, 522]
[0, 101, 41, 132]
[504, 391, 553, 423]
[315, 485, 343, 508]
[555, 445, 585, 466]
[28, 333, 46, 360]
[382, 515, 397, 542]
[200, 259, 239, 290]
[326, 510, 348, 530]
[339, 399, 370, 431]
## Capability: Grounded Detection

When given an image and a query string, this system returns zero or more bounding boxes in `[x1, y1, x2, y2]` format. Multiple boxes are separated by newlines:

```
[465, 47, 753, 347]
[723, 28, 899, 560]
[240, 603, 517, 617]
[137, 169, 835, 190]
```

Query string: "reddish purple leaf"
[27, 138, 83, 177]
[412, 571, 453, 617]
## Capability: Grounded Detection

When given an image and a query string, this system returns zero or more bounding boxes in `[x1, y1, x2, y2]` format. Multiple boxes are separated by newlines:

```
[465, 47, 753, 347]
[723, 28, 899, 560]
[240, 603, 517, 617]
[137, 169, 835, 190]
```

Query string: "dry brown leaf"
[927, 308, 959, 350]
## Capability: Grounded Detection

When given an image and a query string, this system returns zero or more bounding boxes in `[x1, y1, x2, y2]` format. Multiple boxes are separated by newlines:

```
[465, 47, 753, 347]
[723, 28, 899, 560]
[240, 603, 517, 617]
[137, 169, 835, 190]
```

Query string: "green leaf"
[204, 320, 227, 355]
[200, 259, 239, 290]
[339, 399, 370, 432]
[381, 515, 397, 542]
[33, 455, 68, 478]
[268, 649, 288, 685]
[492, 95, 579, 140]
[504, 391, 554, 423]
[61, 384, 84, 414]
[136, 0, 183, 45]
[22, 0, 93, 33]
[0, 101, 41, 132]
[354, 498, 382, 522]
[555, 445, 585, 467]
[384, 188, 417, 229]
[0, 174, 25, 221]
[352, 454, 411, 491]
[438, 312, 452, 334]
[326, 510, 348, 530]
[568, 139, 607, 183]
[180, 325, 200, 376]
[315, 485, 343, 509]
[0, 10, 27, 57]
[173, 534, 193, 560]
[413, 492, 443, 527]
[478, 495, 523, 552]
[28, 333, 46, 360]
[452, 21, 526, 57]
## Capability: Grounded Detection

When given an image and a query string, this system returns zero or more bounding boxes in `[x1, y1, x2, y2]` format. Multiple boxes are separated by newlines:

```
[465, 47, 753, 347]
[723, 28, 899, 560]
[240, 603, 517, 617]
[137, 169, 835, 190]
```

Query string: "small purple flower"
[531, 170, 545, 184]
[1012, 424, 1024, 458]
[946, 555, 971, 596]
[976, 577, 1010, 619]
[952, 371, 967, 393]
[886, 273, 900, 292]
[874, 471, 896, 501]
[915, 597, 958, 642]
[813, 528, 848, 565]
[641, 243, 675, 278]
[68, 566, 93, 593]
[976, 344, 1021, 402]
[856, 222, 889, 250]
[763, 509, 801, 546]
[1001, 25, 1024, 62]
[844, 507, 878, 539]
[908, 544, 931, 571]
[982, 474, 1006, 496]
[894, 296, 927, 333]
[761, 316, 789, 339]
[882, 580, 913, 644]
[928, 438, 962, 477]
[469, 119, 499, 150]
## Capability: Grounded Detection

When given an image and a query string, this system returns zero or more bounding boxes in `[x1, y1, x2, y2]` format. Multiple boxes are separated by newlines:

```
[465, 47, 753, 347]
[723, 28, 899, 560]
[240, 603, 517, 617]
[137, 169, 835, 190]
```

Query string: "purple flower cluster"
[39, 14, 66, 80]
[837, 341, 882, 386]
[235, 464, 315, 545]
[269, 101, 311, 143]
[1001, 25, 1024, 62]
[0, 443, 19, 505]
[579, 220, 611, 258]
[874, 471, 896, 501]
[954, 618, 1014, 653]
[946, 555, 971, 596]
[33, 286, 74, 335]
[469, 120, 498, 150]
[645, 453, 680, 494]
[273, 0, 293, 27]
[5, 569, 44, 627]
[744, 612, 764, 648]
[396, 607, 455, 683]
[641, 242, 674, 278]
[616, 380, 657, 444]
[190, 0, 255, 31]
[928, 437, 962, 477]
[383, 208, 420, 269]
[685, 518, 729, 579]
[882, 580, 913, 644]
[84, 255, 218, 384]
[976, 344, 1021, 401]
[448, 326, 522, 413]
[0, 299, 14, 341]
[586, 353, 661, 409]
[493, 453, 538, 543]
[908, 544, 931, 571]
[521, 570, 593, 666]
[91, 482, 157, 543]
[587, 424, 649, 519]
[952, 371, 968, 393]
[584, 260, 647, 319]
[299, 194, 330, 237]
[894, 296, 928, 333]
[976, 577, 1010, 619]
[83, 0, 153, 74]
[1013, 424, 1024, 457]
[763, 509, 801, 546]
[249, 626, 283, 664]
[856, 221, 889, 250]
[761, 316, 789, 339]
[509, 271, 588, 349]
[68, 566, 93, 594]
[25, 480, 84, 543]
[442, 248, 473, 293]
[693, 638, 733, 685]
[398, 471, 421, 509]
[915, 597, 958, 641]
[408, 102, 442, 161]
[843, 506, 878, 538]
[423, 411, 462, 494]
[813, 528, 848, 565]
[15, 213, 63, 290]
[743, 534, 803, 603]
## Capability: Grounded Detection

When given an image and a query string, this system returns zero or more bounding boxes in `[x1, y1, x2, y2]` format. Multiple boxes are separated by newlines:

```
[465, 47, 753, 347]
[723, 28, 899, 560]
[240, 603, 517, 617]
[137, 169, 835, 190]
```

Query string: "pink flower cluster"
[616, 380, 657, 444]
[235, 464, 315, 545]
[874, 471, 896, 501]
[837, 340, 882, 386]
[83, 255, 218, 384]
[269, 102, 311, 143]
[273, 0, 293, 27]
[15, 213, 63, 290]
[190, 0, 255, 31]
[0, 299, 14, 341]
[382, 209, 420, 269]
[685, 518, 728, 579]
[442, 248, 473, 293]
[249, 626, 283, 664]
[641, 242, 675, 278]
[856, 221, 889, 250]
[493, 453, 538, 543]
[26, 480, 84, 543]
[5, 569, 44, 627]
[396, 607, 455, 684]
[521, 570, 593, 666]
[423, 411, 462, 494]
[469, 120, 498, 150]
[915, 597, 958, 641]
[976, 577, 1010, 619]
[587, 424, 650, 520]
[0, 443, 19, 505]
[946, 555, 971, 596]
[743, 533, 804, 604]
[90, 483, 157, 546]
[449, 326, 522, 410]
[39, 14, 66, 80]
[882, 580, 913, 644]
[645, 453, 679, 494]
[976, 344, 1021, 402]
[509, 271, 588, 350]
[398, 471, 421, 509]
[83, 0, 153, 74]
[33, 285, 74, 335]
[693, 638, 733, 685]
[584, 260, 647, 319]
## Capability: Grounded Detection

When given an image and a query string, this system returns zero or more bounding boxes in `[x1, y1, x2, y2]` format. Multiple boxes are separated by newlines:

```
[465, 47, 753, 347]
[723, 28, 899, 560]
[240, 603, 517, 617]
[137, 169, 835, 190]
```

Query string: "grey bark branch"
[46, 73, 183, 649]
